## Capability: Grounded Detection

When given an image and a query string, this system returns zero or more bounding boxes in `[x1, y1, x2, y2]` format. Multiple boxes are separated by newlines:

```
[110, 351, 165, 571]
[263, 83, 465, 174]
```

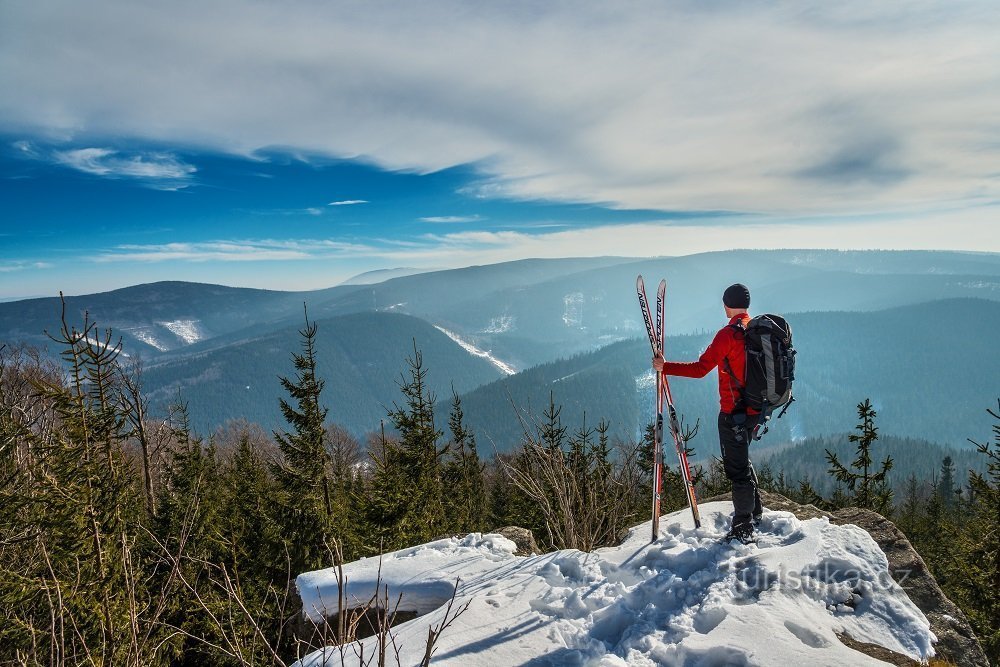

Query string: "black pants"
[718, 411, 762, 526]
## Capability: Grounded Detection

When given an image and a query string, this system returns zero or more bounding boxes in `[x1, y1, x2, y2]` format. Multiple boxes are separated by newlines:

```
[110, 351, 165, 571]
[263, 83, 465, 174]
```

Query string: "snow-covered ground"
[128, 327, 169, 351]
[295, 502, 935, 666]
[483, 314, 515, 334]
[158, 319, 204, 345]
[434, 325, 517, 376]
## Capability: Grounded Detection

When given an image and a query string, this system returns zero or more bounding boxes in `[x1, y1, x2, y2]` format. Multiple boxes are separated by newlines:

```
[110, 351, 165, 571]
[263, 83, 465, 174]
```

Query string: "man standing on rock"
[652, 283, 762, 544]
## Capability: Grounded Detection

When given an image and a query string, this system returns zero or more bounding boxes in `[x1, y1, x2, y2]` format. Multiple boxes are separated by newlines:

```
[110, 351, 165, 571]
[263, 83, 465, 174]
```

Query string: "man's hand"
[652, 353, 665, 373]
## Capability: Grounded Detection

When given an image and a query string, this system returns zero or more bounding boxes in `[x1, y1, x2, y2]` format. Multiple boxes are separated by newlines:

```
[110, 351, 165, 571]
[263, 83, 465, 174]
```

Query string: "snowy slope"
[295, 502, 935, 666]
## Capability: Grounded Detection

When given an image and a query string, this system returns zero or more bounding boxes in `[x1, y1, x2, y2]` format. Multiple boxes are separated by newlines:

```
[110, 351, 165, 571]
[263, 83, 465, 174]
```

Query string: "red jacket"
[662, 313, 755, 415]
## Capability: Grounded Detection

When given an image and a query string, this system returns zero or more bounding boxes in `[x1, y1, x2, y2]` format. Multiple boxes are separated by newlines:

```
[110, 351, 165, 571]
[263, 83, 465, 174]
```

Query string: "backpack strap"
[721, 322, 746, 394]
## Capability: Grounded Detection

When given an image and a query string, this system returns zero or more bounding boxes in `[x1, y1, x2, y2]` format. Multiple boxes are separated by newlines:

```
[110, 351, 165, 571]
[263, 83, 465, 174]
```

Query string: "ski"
[636, 275, 664, 541]
[638, 275, 702, 538]
[662, 370, 702, 530]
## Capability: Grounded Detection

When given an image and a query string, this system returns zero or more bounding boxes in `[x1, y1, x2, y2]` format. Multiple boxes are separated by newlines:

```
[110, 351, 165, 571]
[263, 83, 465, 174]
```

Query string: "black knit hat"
[723, 283, 750, 309]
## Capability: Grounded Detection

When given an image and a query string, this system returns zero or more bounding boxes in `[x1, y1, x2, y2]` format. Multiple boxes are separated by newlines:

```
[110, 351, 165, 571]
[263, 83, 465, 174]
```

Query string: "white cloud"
[328, 199, 368, 206]
[419, 215, 483, 223]
[0, 260, 52, 272]
[52, 147, 196, 185]
[1, 1, 998, 219]
[95, 239, 375, 263]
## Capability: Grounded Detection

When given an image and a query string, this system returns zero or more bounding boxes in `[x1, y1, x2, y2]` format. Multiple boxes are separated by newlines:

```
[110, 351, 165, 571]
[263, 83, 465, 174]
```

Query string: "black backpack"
[726, 314, 796, 439]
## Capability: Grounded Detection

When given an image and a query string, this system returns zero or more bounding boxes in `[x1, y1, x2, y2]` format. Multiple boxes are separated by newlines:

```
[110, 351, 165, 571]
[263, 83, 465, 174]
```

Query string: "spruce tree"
[937, 455, 958, 507]
[272, 306, 334, 575]
[3, 302, 147, 664]
[363, 424, 411, 554]
[825, 399, 893, 513]
[385, 343, 446, 546]
[954, 402, 1000, 661]
[443, 391, 487, 534]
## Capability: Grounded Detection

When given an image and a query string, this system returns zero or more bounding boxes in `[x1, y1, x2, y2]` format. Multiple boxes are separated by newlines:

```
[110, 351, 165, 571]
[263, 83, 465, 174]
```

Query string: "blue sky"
[1, 1, 998, 299]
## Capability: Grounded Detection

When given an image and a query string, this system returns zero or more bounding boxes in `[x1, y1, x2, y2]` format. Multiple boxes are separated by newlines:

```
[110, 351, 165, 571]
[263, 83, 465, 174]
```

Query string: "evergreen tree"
[953, 402, 1000, 661]
[326, 423, 362, 558]
[895, 474, 927, 538]
[443, 391, 487, 533]
[825, 399, 893, 513]
[153, 408, 229, 666]
[385, 343, 447, 546]
[937, 455, 958, 507]
[272, 306, 334, 576]
[363, 424, 411, 554]
[0, 303, 148, 664]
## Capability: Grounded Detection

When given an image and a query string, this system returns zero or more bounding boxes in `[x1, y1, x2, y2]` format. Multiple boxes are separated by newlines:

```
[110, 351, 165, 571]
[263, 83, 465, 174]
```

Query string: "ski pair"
[636, 276, 701, 540]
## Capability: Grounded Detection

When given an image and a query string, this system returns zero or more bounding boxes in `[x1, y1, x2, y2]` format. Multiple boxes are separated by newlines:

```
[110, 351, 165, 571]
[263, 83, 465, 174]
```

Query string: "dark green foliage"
[443, 392, 488, 534]
[141, 311, 502, 436]
[946, 403, 1000, 662]
[937, 455, 958, 507]
[824, 399, 893, 513]
[385, 344, 447, 546]
[0, 305, 148, 664]
[271, 308, 335, 577]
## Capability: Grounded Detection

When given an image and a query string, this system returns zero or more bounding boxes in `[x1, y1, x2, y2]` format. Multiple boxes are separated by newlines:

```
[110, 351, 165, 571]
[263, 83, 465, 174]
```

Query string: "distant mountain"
[2, 251, 997, 447]
[140, 311, 503, 436]
[313, 250, 1000, 370]
[2, 250, 997, 371]
[338, 267, 438, 285]
[0, 281, 353, 356]
[458, 298, 1000, 454]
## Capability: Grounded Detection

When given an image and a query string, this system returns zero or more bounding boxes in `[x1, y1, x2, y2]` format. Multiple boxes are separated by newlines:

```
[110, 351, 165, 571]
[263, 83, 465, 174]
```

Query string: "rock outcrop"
[706, 490, 988, 667]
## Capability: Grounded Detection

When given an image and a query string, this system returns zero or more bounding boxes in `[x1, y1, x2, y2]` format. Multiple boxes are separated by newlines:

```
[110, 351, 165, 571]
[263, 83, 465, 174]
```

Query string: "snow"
[483, 314, 515, 334]
[158, 319, 203, 345]
[127, 327, 168, 351]
[434, 325, 517, 376]
[295, 502, 935, 666]
[563, 292, 584, 327]
[83, 336, 129, 358]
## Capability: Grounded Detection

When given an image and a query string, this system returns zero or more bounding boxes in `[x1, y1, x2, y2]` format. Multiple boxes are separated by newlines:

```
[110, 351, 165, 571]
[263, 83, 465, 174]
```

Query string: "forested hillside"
[460, 298, 1000, 452]
[142, 311, 502, 434]
[757, 434, 989, 497]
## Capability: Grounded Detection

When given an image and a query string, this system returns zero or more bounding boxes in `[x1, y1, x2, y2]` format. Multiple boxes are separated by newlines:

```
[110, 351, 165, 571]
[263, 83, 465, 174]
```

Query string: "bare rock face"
[705, 491, 989, 667]
[495, 525, 540, 556]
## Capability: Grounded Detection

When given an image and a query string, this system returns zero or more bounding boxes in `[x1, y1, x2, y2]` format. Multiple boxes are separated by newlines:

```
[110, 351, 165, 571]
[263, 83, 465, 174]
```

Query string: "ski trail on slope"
[434, 325, 517, 376]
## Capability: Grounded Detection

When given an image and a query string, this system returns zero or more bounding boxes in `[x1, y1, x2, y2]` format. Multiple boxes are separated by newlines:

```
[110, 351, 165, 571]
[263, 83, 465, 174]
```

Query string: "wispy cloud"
[51, 147, 196, 188]
[328, 199, 368, 206]
[2, 2, 997, 218]
[95, 239, 374, 263]
[419, 215, 484, 224]
[0, 260, 52, 273]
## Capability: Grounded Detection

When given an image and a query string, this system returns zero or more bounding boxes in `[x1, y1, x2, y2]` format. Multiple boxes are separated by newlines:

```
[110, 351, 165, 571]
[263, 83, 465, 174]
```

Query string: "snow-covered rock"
[295, 502, 936, 666]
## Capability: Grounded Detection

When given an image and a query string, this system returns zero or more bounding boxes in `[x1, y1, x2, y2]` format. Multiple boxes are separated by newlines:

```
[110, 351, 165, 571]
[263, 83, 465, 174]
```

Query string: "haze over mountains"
[1, 250, 997, 452]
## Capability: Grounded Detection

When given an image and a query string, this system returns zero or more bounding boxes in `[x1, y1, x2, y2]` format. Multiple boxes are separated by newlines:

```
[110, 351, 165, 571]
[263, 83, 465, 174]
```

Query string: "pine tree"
[272, 306, 334, 575]
[896, 474, 927, 538]
[154, 406, 230, 666]
[825, 399, 893, 513]
[443, 391, 487, 534]
[363, 424, 411, 554]
[1, 301, 148, 664]
[937, 455, 958, 507]
[385, 343, 447, 546]
[326, 422, 362, 558]
[953, 401, 1000, 662]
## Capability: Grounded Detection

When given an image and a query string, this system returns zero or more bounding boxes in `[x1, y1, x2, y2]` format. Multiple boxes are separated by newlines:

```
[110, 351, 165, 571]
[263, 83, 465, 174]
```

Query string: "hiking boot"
[752, 511, 763, 528]
[724, 521, 756, 545]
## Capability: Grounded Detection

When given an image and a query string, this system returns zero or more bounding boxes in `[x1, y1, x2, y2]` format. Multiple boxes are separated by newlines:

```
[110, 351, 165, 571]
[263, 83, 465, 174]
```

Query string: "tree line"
[1, 304, 997, 664]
